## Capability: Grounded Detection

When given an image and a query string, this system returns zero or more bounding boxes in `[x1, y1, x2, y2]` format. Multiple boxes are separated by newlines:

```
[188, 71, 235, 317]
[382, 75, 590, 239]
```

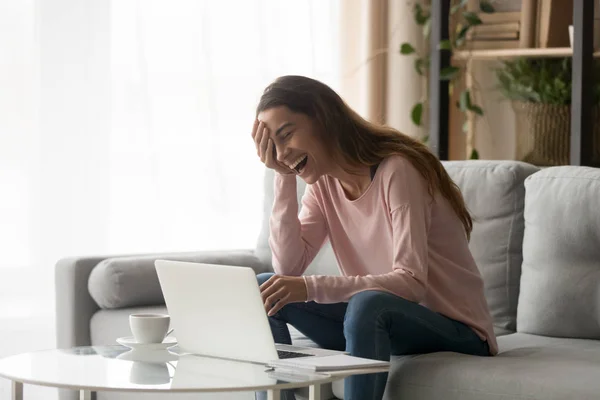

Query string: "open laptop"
[154, 260, 345, 365]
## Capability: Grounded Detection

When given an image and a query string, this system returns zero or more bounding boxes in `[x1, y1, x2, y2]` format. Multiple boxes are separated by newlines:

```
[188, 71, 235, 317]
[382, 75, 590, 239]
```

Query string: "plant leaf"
[400, 43, 416, 55]
[469, 149, 480, 160]
[462, 121, 469, 133]
[438, 39, 452, 50]
[459, 90, 472, 111]
[494, 57, 575, 104]
[469, 104, 483, 115]
[455, 25, 470, 46]
[440, 66, 461, 81]
[479, 1, 495, 13]
[423, 18, 431, 38]
[414, 59, 424, 75]
[413, 3, 430, 25]
[411, 102, 423, 126]
[422, 135, 430, 144]
[456, 25, 469, 39]
[414, 57, 429, 75]
[462, 11, 482, 26]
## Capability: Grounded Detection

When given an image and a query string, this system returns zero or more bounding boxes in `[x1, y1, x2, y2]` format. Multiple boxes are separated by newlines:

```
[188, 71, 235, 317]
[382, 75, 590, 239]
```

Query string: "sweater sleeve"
[304, 161, 432, 303]
[269, 174, 328, 276]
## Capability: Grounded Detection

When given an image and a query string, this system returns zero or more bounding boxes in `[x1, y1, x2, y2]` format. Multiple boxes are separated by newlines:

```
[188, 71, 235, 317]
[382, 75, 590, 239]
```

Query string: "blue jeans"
[256, 272, 490, 400]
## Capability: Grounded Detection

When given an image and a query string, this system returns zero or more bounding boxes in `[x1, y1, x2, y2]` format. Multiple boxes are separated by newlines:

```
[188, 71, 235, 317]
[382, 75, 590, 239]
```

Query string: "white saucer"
[116, 336, 178, 351]
[116, 349, 179, 363]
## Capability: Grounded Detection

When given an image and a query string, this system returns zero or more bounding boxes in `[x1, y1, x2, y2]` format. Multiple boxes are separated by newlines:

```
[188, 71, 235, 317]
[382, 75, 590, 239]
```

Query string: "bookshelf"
[454, 45, 600, 159]
[428, 1, 597, 167]
[454, 47, 600, 61]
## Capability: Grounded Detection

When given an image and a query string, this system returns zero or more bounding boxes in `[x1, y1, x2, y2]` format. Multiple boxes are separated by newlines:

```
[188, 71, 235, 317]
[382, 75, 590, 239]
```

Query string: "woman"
[252, 75, 496, 400]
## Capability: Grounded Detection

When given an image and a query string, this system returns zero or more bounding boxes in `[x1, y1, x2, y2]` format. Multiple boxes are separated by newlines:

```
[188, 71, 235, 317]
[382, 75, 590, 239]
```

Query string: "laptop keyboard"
[277, 350, 315, 359]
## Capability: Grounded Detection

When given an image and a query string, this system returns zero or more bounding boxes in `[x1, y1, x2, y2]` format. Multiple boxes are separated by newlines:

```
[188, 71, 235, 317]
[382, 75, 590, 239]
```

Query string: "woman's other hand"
[260, 274, 308, 316]
[252, 119, 294, 175]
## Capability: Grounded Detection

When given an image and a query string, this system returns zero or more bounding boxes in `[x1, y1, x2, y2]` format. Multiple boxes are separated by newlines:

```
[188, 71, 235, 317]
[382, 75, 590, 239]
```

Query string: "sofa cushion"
[517, 166, 600, 338]
[89, 258, 165, 310]
[371, 333, 600, 400]
[88, 250, 269, 309]
[442, 161, 539, 333]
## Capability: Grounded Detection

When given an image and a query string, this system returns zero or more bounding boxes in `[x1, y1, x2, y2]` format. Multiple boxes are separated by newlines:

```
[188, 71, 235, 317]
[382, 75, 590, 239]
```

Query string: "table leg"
[79, 390, 92, 400]
[267, 389, 281, 400]
[309, 384, 322, 400]
[11, 381, 23, 400]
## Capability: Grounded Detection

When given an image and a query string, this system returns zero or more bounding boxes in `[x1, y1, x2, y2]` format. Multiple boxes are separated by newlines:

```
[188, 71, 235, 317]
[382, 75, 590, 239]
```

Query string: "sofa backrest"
[256, 160, 539, 334]
[517, 166, 600, 339]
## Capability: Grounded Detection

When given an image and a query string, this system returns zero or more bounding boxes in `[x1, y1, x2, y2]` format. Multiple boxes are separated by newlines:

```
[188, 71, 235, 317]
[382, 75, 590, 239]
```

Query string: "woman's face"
[258, 106, 330, 184]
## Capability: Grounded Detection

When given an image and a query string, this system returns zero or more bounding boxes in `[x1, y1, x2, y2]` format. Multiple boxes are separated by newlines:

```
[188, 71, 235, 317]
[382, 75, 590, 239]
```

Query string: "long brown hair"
[257, 75, 473, 239]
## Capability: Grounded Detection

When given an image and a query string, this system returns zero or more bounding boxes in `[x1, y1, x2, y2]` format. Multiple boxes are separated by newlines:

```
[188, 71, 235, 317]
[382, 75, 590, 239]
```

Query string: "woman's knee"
[344, 290, 406, 338]
[256, 272, 275, 286]
[346, 290, 392, 316]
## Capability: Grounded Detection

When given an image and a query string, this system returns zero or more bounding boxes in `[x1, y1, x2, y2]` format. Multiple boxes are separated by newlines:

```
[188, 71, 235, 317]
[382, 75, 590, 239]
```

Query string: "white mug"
[129, 313, 170, 344]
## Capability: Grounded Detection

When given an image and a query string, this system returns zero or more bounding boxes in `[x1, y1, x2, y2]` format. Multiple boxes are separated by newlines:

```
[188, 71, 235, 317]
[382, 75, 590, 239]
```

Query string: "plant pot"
[512, 101, 600, 166]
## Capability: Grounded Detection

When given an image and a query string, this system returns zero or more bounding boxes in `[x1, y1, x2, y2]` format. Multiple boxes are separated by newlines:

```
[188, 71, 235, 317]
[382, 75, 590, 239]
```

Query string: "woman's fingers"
[259, 125, 270, 162]
[260, 275, 280, 304]
[252, 120, 293, 175]
[259, 274, 277, 297]
[265, 139, 276, 168]
[264, 287, 287, 312]
[268, 293, 291, 316]
[254, 121, 264, 156]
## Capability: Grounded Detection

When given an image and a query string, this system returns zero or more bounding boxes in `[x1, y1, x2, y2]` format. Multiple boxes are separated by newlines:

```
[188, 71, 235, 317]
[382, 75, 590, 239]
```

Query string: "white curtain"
[0, 0, 339, 398]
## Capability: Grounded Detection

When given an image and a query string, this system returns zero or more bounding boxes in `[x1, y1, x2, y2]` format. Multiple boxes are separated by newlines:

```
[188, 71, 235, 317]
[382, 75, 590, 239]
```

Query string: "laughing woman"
[252, 75, 496, 400]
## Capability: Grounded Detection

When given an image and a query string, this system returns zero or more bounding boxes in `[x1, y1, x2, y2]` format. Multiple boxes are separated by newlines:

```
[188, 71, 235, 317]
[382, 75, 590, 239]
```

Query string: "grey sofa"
[55, 160, 600, 400]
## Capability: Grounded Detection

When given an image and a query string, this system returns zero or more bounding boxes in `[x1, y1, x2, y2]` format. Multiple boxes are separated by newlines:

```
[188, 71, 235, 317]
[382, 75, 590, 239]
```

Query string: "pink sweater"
[269, 155, 498, 355]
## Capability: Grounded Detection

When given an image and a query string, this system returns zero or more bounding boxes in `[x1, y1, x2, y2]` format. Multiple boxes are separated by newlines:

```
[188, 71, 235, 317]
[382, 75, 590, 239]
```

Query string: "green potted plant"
[495, 57, 600, 166]
[400, 0, 496, 160]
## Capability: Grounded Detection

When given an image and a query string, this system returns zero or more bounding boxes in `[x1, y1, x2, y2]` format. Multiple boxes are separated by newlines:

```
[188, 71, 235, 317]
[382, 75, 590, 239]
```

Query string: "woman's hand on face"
[260, 274, 308, 316]
[252, 119, 294, 175]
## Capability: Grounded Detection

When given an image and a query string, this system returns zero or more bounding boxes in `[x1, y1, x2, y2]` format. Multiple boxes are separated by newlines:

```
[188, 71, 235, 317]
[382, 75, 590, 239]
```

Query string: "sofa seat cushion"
[289, 325, 320, 348]
[375, 333, 600, 400]
[293, 324, 513, 399]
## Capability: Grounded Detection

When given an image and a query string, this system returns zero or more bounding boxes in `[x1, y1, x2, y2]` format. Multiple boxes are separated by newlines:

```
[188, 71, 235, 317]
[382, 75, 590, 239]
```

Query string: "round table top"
[0, 345, 337, 393]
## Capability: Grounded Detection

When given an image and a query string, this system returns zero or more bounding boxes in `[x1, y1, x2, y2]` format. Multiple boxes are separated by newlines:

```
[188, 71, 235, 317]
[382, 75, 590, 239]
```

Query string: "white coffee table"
[0, 345, 389, 400]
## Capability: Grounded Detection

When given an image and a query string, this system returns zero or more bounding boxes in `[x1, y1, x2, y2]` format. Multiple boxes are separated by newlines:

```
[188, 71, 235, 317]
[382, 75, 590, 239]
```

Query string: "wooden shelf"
[428, 3, 596, 166]
[453, 47, 600, 61]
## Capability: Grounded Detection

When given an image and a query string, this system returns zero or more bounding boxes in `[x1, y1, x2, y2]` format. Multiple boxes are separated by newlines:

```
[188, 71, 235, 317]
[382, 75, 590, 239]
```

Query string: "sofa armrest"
[55, 249, 271, 349]
[55, 256, 106, 349]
